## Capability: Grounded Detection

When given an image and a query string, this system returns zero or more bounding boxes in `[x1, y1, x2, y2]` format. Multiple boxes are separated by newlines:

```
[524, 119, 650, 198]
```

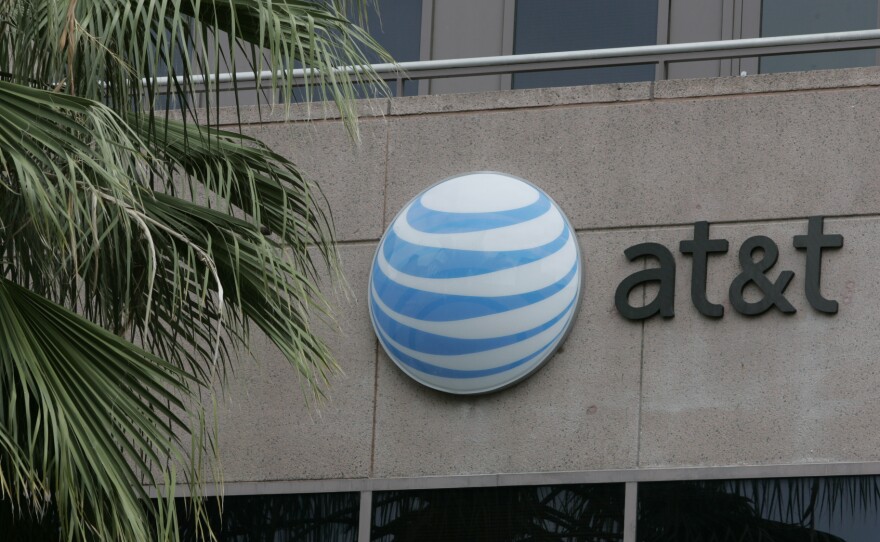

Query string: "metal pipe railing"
[151, 28, 880, 93]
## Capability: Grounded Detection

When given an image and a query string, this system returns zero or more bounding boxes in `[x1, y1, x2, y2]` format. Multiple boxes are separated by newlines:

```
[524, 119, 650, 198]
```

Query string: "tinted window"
[178, 492, 360, 542]
[360, 0, 422, 96]
[761, 0, 878, 74]
[372, 484, 624, 541]
[512, 0, 658, 89]
[363, 0, 422, 64]
[292, 0, 421, 101]
[638, 476, 880, 542]
[345, 0, 421, 97]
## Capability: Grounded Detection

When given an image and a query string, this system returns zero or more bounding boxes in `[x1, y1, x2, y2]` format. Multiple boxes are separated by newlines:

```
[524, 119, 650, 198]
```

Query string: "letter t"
[680, 221, 729, 318]
[793, 216, 843, 314]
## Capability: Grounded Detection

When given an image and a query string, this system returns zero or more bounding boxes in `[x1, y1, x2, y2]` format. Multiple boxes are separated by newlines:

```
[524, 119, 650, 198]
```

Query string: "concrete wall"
[210, 67, 880, 485]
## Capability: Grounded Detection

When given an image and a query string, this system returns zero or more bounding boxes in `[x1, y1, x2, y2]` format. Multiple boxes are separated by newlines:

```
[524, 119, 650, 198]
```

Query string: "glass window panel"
[362, 0, 422, 64]
[2, 498, 61, 541]
[178, 492, 360, 542]
[761, 0, 878, 74]
[2, 492, 361, 541]
[154, 28, 196, 109]
[371, 484, 624, 541]
[638, 476, 880, 542]
[512, 0, 658, 89]
[357, 0, 422, 96]
[292, 0, 420, 101]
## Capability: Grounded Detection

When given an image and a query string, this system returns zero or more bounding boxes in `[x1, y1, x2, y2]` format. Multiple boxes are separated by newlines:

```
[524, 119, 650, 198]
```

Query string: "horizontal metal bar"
[151, 29, 880, 88]
[392, 29, 880, 73]
[410, 38, 880, 79]
[367, 37, 880, 82]
[150, 460, 880, 497]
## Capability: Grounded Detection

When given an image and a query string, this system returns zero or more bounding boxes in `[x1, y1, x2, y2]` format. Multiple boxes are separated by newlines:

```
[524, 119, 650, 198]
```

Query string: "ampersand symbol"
[729, 235, 796, 315]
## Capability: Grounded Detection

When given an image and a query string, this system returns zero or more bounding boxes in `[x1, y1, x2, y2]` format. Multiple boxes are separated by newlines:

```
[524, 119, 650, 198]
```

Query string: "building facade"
[186, 2, 880, 541]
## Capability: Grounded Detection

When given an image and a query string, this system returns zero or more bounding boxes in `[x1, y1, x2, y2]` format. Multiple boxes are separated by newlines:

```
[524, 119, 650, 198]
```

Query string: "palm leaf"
[0, 0, 392, 540]
[1, 0, 393, 137]
[0, 277, 195, 541]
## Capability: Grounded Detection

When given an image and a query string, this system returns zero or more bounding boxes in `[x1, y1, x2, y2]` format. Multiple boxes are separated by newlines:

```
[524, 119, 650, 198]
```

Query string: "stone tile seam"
[214, 97, 645, 126]
[382, 97, 655, 121]
[162, 460, 880, 496]
[636, 258, 647, 469]
[335, 238, 383, 247]
[182, 69, 880, 126]
[367, 110, 392, 479]
[566, 212, 880, 234]
[653, 81, 880, 102]
[293, 80, 880, 124]
[382, 83, 880, 120]
[382, 116, 391, 229]
[369, 341, 380, 478]
[215, 110, 390, 129]
[209, 80, 879, 128]
[330, 211, 880, 247]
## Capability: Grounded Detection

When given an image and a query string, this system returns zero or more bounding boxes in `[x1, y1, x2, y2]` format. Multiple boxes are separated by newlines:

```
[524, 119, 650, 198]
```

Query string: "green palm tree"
[0, 0, 391, 540]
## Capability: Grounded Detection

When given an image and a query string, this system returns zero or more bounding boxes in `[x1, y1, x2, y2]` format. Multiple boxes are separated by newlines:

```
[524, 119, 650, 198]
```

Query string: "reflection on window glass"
[361, 0, 422, 64]
[357, 0, 422, 96]
[512, 0, 658, 89]
[293, 0, 420, 101]
[178, 492, 360, 542]
[371, 484, 624, 541]
[638, 476, 880, 542]
[154, 28, 195, 110]
[2, 498, 61, 541]
[761, 0, 878, 74]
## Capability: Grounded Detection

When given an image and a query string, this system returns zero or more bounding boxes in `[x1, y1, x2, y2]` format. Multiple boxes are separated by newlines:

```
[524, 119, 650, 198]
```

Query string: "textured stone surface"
[655, 66, 880, 99]
[385, 87, 880, 230]
[202, 68, 880, 484]
[639, 217, 880, 467]
[170, 65, 880, 123]
[167, 98, 390, 125]
[216, 244, 377, 481]
[243, 119, 387, 242]
[372, 231, 644, 477]
[389, 82, 651, 116]
[220, 98, 390, 125]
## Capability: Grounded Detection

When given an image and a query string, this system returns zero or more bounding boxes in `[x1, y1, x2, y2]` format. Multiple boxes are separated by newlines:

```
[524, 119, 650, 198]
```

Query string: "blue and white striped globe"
[369, 172, 582, 394]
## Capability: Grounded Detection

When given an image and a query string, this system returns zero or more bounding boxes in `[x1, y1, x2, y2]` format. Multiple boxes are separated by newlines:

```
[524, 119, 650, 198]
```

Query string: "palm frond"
[0, 277, 195, 541]
[1, 0, 394, 138]
[137, 189, 339, 391]
[0, 0, 390, 539]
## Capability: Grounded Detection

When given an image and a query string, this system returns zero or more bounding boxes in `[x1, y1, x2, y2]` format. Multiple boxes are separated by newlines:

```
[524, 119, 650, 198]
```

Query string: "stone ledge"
[167, 66, 880, 125]
[653, 66, 880, 99]
[388, 81, 652, 115]
[166, 97, 390, 126]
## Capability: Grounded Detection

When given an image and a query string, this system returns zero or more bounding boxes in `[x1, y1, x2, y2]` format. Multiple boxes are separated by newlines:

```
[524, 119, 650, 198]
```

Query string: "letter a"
[615, 243, 676, 320]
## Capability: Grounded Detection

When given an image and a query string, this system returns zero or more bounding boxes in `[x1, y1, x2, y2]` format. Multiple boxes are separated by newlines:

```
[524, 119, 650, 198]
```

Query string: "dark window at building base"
[371, 483, 625, 542]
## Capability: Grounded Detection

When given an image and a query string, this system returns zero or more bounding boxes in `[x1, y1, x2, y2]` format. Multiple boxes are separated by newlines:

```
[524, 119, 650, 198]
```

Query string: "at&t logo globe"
[368, 172, 582, 394]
